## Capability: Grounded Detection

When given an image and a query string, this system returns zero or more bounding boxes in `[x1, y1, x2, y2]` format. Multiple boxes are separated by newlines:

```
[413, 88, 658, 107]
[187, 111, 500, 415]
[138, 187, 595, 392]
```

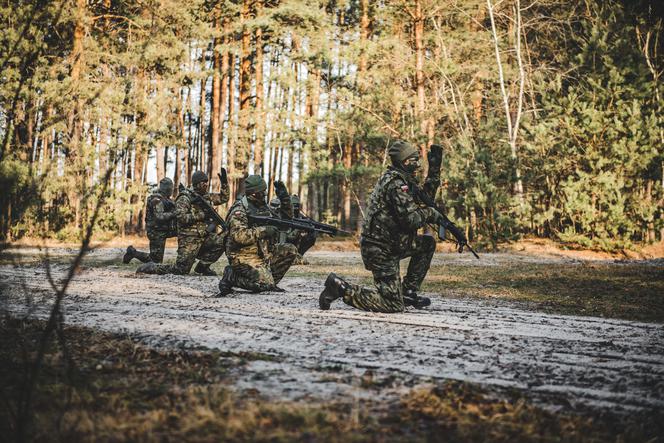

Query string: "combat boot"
[194, 262, 217, 276]
[136, 262, 157, 274]
[217, 266, 234, 297]
[319, 273, 349, 310]
[403, 289, 431, 309]
[123, 245, 136, 264]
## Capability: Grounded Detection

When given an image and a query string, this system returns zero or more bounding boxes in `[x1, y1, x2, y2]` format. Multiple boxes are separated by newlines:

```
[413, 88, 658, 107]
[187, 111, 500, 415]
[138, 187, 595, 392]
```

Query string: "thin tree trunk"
[228, 54, 237, 198]
[237, 0, 252, 189]
[254, 0, 265, 176]
[210, 17, 222, 191]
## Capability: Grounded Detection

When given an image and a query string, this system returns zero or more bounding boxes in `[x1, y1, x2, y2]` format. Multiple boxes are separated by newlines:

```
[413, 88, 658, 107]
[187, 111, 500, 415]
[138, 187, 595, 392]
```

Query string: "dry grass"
[1, 318, 661, 442]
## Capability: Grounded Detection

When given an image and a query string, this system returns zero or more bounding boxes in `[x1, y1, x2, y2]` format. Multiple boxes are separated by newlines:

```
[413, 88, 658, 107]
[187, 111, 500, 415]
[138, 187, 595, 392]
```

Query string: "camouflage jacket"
[175, 184, 229, 237]
[361, 166, 438, 252]
[145, 191, 177, 237]
[226, 194, 293, 262]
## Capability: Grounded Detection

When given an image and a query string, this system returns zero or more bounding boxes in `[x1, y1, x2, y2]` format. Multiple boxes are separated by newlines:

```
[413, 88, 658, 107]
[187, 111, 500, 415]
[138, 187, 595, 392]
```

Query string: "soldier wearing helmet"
[123, 177, 177, 264]
[217, 176, 298, 295]
[137, 169, 229, 276]
[319, 140, 446, 312]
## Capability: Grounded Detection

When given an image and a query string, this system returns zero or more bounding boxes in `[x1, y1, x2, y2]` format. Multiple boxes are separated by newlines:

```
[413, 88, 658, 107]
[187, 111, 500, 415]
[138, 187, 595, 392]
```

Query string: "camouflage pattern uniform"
[124, 179, 177, 264]
[285, 195, 317, 257]
[169, 186, 229, 274]
[334, 142, 441, 313]
[223, 187, 298, 292]
[143, 183, 229, 275]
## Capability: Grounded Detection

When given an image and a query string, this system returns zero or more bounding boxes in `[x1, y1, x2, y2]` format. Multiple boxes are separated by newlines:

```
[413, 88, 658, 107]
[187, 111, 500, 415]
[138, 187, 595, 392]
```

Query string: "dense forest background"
[1, 0, 662, 251]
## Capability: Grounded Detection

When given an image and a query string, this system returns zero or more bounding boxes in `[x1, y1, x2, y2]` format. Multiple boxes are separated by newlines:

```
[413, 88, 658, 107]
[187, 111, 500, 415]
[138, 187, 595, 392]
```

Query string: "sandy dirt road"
[1, 249, 663, 414]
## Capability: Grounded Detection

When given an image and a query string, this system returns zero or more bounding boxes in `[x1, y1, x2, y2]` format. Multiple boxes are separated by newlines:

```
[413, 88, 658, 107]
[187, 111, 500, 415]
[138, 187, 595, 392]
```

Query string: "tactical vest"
[361, 168, 417, 250]
[146, 193, 176, 233]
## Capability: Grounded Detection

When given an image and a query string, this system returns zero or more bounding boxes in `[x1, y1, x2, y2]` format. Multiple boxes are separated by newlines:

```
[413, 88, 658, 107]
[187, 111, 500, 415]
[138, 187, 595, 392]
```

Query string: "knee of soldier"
[282, 243, 299, 257]
[421, 234, 436, 253]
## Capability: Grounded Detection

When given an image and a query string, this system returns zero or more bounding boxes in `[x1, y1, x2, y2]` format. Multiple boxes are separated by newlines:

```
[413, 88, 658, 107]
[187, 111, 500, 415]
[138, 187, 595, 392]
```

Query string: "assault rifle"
[178, 183, 227, 231]
[295, 213, 352, 237]
[247, 214, 351, 237]
[410, 182, 480, 259]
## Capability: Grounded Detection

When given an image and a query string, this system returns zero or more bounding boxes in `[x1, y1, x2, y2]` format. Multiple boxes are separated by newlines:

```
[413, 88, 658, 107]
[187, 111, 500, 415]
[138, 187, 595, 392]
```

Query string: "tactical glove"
[424, 207, 444, 224]
[427, 144, 443, 176]
[258, 225, 279, 240]
[274, 181, 289, 200]
[218, 167, 228, 187]
[446, 223, 468, 252]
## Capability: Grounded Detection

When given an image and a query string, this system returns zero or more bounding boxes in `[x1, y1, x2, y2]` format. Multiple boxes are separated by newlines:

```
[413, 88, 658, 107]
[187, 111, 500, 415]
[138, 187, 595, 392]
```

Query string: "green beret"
[244, 175, 267, 194]
[388, 140, 419, 162]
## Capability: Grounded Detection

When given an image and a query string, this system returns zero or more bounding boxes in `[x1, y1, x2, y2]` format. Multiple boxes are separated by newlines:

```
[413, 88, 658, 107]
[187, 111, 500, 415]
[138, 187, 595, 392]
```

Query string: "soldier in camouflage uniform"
[136, 170, 229, 276]
[285, 194, 317, 260]
[123, 177, 177, 264]
[319, 140, 457, 312]
[216, 176, 298, 295]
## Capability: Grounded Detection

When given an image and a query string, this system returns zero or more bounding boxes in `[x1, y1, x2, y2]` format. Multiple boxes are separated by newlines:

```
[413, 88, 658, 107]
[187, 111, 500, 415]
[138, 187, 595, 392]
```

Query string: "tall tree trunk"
[237, 0, 252, 191]
[228, 54, 237, 198]
[218, 18, 230, 196]
[254, 0, 265, 176]
[210, 17, 222, 191]
[413, 0, 427, 159]
[199, 77, 206, 175]
[70, 0, 86, 229]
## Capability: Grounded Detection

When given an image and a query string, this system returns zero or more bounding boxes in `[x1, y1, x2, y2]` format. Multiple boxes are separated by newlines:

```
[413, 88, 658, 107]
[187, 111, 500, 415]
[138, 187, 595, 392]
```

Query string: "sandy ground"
[1, 248, 663, 415]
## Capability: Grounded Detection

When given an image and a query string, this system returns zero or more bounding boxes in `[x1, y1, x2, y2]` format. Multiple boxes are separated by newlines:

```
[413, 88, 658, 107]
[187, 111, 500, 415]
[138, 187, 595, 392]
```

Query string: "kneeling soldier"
[124, 177, 177, 264]
[217, 176, 298, 295]
[319, 140, 453, 312]
[284, 194, 317, 264]
[137, 169, 229, 275]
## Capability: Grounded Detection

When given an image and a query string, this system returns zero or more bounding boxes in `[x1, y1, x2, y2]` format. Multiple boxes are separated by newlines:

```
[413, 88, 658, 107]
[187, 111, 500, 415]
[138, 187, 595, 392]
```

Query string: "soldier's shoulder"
[176, 188, 193, 201]
[379, 169, 407, 188]
[228, 198, 247, 217]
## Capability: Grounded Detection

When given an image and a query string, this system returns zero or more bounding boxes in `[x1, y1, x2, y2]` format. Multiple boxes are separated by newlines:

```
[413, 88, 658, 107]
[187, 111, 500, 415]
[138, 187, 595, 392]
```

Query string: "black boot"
[123, 245, 136, 264]
[217, 266, 234, 297]
[403, 289, 431, 309]
[319, 273, 349, 310]
[194, 262, 217, 276]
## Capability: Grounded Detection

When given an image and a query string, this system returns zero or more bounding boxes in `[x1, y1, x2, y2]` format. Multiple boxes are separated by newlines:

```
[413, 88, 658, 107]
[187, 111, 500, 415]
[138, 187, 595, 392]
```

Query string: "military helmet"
[269, 197, 281, 210]
[290, 194, 301, 208]
[244, 175, 267, 194]
[192, 170, 208, 186]
[158, 177, 174, 195]
[388, 140, 419, 163]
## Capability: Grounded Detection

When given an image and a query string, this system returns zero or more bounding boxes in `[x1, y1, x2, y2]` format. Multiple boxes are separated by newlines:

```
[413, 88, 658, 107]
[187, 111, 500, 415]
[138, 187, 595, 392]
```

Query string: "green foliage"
[522, 1, 663, 250]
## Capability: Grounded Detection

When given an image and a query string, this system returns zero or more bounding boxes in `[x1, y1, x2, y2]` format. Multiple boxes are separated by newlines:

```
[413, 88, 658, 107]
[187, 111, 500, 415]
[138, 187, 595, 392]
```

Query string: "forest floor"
[1, 244, 663, 441]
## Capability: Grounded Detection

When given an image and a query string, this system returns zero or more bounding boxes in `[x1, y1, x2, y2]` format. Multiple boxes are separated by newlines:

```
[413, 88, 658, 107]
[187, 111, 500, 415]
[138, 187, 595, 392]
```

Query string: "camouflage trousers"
[153, 231, 225, 275]
[291, 231, 316, 256]
[132, 232, 169, 263]
[342, 235, 436, 313]
[229, 243, 298, 292]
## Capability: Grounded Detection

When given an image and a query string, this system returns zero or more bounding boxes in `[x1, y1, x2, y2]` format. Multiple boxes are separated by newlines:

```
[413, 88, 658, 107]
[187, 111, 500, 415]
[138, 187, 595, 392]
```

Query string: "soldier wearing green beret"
[123, 177, 177, 264]
[319, 140, 449, 312]
[137, 169, 230, 276]
[217, 175, 298, 295]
